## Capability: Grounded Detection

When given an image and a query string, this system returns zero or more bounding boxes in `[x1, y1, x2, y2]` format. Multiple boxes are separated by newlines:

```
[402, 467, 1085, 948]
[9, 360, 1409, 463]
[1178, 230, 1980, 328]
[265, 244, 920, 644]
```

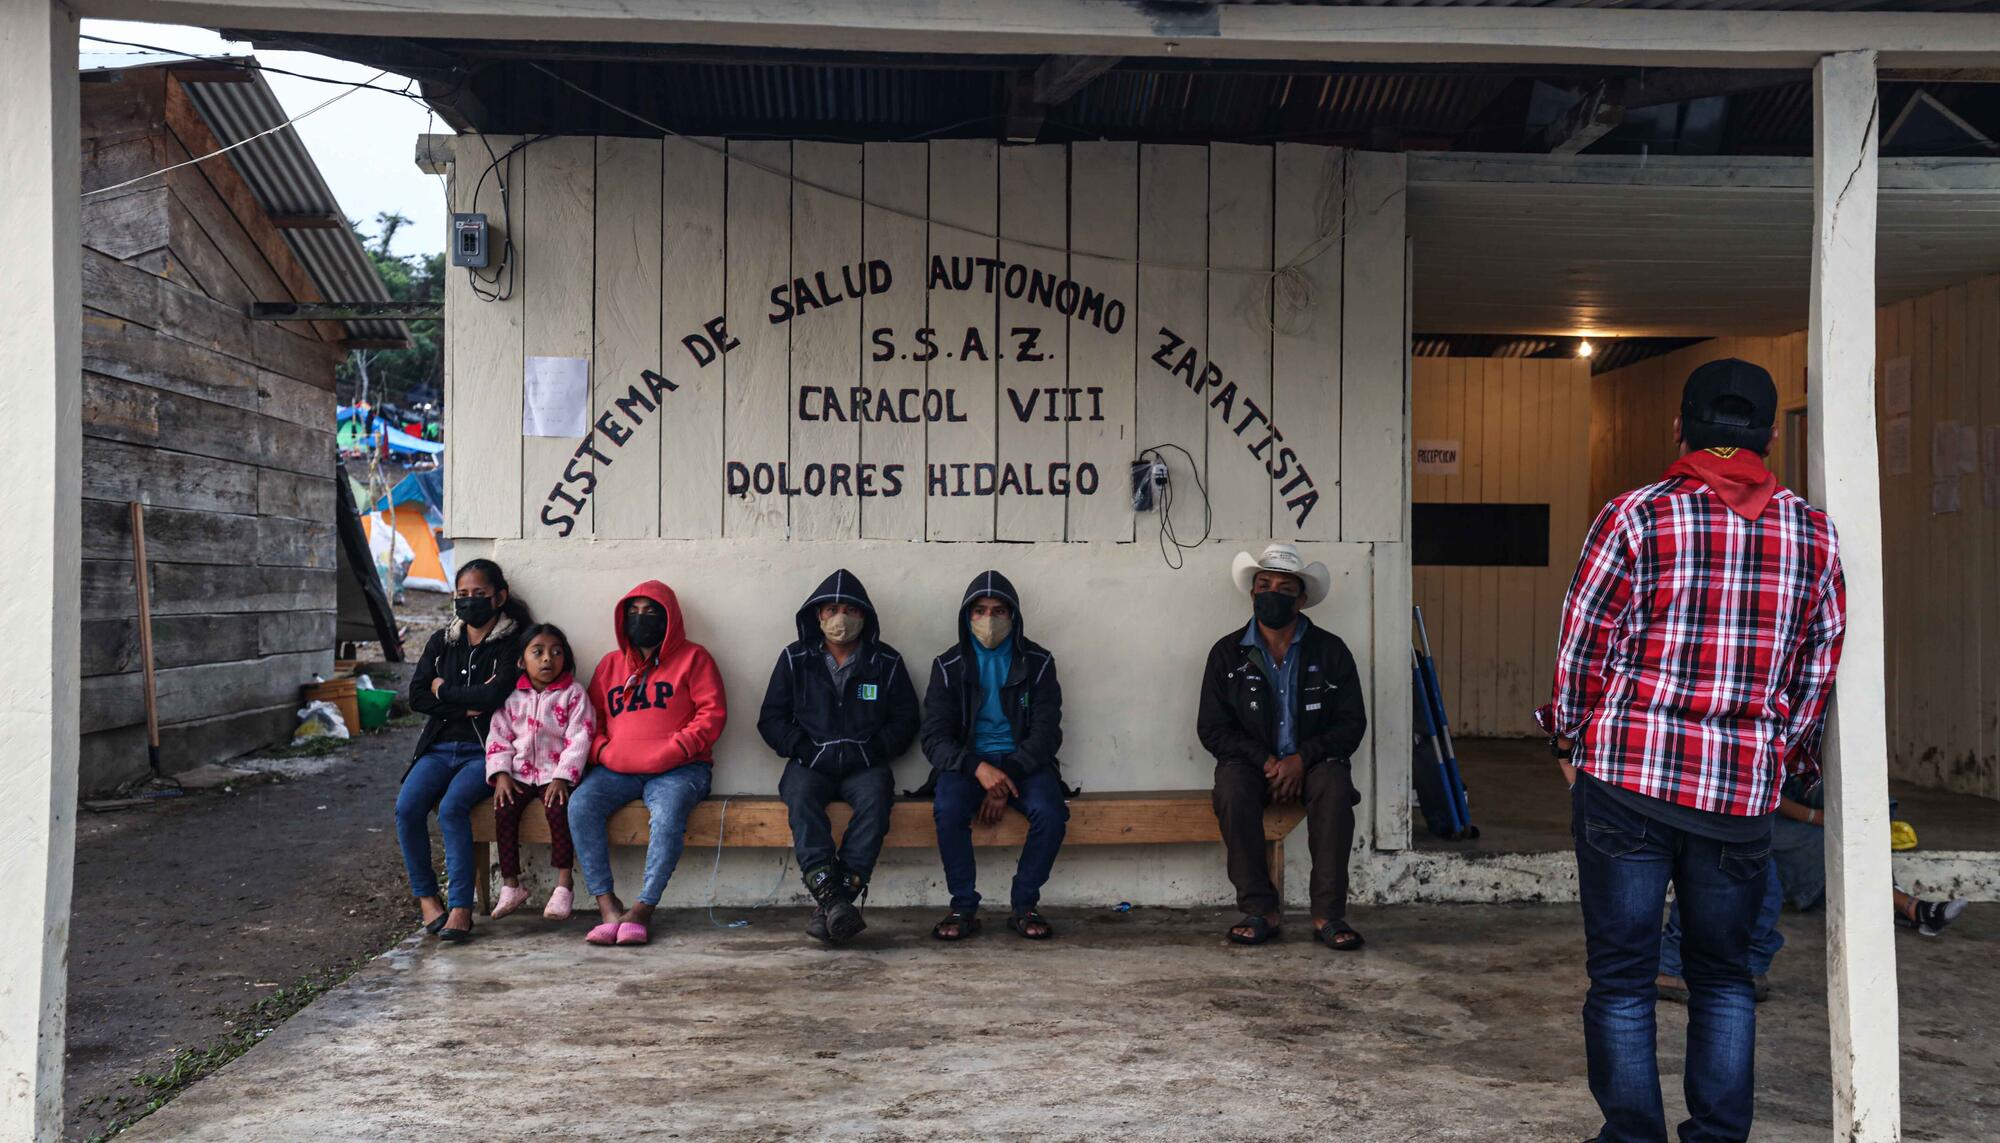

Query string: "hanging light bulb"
[1576, 339, 1595, 359]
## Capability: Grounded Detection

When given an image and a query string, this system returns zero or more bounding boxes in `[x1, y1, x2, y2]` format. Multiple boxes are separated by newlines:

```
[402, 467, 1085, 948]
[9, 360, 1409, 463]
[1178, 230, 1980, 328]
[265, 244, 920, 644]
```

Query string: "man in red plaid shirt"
[1536, 358, 1845, 1143]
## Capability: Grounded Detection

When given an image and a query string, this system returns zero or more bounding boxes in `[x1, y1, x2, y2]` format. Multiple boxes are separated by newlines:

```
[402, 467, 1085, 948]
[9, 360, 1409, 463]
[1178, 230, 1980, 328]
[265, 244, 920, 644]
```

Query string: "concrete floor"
[1418, 739, 2000, 855]
[125, 903, 1997, 1142]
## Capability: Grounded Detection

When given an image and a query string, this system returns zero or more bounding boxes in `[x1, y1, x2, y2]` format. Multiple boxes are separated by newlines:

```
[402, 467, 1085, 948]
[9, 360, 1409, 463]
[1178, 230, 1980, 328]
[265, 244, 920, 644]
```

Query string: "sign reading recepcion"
[1414, 440, 1461, 476]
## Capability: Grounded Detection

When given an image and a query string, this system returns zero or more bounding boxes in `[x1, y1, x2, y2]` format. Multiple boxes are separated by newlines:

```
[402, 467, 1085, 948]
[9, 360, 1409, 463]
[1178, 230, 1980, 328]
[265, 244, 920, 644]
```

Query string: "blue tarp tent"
[339, 406, 445, 457]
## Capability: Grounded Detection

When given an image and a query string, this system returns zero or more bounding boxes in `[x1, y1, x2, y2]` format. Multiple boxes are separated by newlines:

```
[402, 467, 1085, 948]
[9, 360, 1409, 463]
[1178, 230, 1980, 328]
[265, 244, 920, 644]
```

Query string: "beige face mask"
[969, 613, 1012, 650]
[819, 610, 865, 645]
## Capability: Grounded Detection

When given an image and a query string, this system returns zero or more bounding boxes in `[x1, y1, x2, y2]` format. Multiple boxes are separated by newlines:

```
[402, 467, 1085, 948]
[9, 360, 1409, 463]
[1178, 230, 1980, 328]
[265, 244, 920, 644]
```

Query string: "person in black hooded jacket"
[921, 570, 1067, 941]
[757, 569, 919, 944]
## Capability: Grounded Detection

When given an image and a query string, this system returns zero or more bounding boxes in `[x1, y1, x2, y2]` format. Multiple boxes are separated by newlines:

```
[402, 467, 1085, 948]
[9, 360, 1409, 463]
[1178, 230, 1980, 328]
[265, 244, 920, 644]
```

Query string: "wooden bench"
[469, 791, 1305, 914]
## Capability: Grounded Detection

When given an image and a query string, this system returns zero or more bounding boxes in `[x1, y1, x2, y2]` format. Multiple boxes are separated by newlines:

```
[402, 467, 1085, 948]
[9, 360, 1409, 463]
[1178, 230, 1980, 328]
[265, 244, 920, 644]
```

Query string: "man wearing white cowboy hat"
[1196, 542, 1368, 950]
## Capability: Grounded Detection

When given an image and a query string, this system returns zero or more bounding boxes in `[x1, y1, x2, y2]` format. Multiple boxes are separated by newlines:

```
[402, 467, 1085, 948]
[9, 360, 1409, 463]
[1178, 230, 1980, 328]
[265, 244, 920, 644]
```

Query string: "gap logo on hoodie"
[606, 678, 676, 716]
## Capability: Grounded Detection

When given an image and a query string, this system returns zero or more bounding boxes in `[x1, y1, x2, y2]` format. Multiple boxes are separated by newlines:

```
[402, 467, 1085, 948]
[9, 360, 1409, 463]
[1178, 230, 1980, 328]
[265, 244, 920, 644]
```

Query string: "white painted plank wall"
[996, 145, 1068, 541]
[1206, 142, 1274, 540]
[859, 142, 928, 540]
[659, 136, 725, 539]
[592, 136, 663, 539]
[1340, 150, 1409, 543]
[790, 141, 863, 541]
[448, 138, 1403, 558]
[926, 139, 999, 541]
[724, 140, 792, 539]
[1272, 144, 1344, 543]
[1137, 145, 1210, 545]
[446, 134, 525, 540]
[1066, 141, 1138, 543]
[522, 136, 594, 537]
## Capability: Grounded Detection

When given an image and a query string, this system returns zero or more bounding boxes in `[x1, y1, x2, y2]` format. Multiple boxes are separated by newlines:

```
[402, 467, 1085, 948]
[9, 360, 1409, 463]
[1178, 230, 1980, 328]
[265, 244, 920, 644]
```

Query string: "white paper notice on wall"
[1885, 417, 1912, 476]
[1413, 439, 1460, 476]
[522, 355, 589, 438]
[1883, 356, 1912, 415]
[1959, 425, 1980, 475]
[1932, 420, 1962, 477]
[1933, 478, 1962, 514]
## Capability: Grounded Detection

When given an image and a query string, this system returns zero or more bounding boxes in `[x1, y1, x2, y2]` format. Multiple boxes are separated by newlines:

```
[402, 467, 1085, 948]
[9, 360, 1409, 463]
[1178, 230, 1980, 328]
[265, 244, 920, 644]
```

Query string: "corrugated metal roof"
[1219, 0, 2000, 10]
[81, 57, 407, 345]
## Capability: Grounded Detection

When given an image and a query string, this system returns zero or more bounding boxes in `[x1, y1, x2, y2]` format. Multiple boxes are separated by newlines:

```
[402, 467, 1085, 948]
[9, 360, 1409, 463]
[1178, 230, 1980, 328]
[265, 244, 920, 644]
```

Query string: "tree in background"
[336, 212, 444, 412]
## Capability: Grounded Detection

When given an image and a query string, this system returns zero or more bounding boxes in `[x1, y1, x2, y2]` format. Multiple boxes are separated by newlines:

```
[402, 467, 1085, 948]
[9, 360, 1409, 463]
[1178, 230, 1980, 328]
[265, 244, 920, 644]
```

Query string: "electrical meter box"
[451, 213, 489, 269]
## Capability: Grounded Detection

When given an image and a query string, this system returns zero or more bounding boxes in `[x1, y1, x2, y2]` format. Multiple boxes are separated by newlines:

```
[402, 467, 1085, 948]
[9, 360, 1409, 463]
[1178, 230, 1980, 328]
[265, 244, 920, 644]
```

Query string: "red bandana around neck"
[1664, 447, 1778, 521]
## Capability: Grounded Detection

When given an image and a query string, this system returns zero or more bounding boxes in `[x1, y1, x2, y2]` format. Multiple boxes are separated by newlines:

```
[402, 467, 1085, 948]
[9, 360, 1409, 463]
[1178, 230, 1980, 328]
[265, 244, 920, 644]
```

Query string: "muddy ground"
[63, 706, 422, 1139]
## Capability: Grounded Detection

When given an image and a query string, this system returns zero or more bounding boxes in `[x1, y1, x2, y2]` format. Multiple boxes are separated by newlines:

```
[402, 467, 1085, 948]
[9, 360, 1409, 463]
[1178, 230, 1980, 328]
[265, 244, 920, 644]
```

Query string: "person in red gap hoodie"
[567, 580, 727, 947]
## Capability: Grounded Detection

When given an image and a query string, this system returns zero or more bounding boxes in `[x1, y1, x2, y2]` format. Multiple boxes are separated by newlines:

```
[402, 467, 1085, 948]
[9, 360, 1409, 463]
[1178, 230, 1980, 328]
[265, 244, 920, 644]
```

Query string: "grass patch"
[83, 962, 368, 1141]
[259, 735, 350, 760]
[385, 711, 426, 729]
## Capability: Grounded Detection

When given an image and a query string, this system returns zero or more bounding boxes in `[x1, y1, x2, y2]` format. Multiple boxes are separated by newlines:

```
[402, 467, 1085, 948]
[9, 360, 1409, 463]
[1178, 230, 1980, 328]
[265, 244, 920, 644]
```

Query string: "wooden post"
[0, 3, 81, 1139]
[1808, 49, 1900, 1143]
[130, 503, 162, 774]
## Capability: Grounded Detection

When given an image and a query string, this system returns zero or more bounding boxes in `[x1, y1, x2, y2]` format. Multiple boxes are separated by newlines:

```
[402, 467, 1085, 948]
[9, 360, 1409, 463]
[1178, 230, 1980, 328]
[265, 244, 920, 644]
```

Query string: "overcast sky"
[82, 19, 448, 258]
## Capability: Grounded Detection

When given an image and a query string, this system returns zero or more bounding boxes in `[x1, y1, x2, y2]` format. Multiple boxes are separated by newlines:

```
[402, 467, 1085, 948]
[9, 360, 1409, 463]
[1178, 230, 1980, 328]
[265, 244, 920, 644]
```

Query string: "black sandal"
[1226, 914, 1281, 945]
[1007, 911, 1055, 940]
[423, 913, 448, 936]
[1316, 920, 1364, 951]
[932, 911, 981, 941]
[439, 919, 474, 943]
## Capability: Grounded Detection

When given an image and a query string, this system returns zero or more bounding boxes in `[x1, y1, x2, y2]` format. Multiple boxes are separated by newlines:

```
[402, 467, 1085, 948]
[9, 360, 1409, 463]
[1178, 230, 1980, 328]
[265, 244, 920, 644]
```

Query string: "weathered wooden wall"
[1593, 279, 2000, 800]
[445, 135, 1416, 871]
[77, 68, 340, 792]
[1411, 357, 1592, 737]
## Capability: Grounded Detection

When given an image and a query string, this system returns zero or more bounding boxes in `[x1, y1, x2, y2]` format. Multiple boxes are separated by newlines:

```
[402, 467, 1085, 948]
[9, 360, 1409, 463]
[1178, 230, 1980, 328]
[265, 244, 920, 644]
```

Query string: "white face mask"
[819, 611, 865, 645]
[969, 613, 1012, 650]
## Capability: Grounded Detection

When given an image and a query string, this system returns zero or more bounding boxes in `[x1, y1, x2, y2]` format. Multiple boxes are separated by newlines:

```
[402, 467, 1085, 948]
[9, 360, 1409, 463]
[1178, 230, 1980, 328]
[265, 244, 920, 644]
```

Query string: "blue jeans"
[567, 763, 712, 907]
[1573, 778, 1771, 1143]
[932, 765, 1068, 915]
[1661, 861, 1785, 978]
[779, 763, 895, 881]
[395, 741, 492, 910]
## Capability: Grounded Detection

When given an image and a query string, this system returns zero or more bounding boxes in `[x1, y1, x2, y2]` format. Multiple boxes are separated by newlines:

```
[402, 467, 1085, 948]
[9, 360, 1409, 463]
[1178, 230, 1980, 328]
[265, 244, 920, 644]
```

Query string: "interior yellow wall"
[1412, 357, 1592, 738]
[1592, 277, 2000, 799]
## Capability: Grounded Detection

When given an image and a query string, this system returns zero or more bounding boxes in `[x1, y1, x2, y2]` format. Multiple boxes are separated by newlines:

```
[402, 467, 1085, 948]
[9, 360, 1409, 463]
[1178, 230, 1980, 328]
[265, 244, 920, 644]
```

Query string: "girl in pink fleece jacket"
[484, 624, 596, 920]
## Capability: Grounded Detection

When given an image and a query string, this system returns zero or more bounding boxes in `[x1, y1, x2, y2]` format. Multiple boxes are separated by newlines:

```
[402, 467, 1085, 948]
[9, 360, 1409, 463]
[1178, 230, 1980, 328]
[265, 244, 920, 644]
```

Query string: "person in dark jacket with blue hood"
[921, 570, 1067, 941]
[757, 569, 919, 945]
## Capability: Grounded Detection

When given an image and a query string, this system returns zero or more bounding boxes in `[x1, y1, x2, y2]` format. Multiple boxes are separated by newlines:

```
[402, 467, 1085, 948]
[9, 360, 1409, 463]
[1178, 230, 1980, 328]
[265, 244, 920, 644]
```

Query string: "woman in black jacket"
[394, 558, 531, 942]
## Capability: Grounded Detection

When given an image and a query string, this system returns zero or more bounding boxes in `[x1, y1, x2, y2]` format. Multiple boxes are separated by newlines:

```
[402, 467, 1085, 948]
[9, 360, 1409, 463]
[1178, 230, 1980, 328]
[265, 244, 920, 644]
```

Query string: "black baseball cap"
[1681, 358, 1777, 447]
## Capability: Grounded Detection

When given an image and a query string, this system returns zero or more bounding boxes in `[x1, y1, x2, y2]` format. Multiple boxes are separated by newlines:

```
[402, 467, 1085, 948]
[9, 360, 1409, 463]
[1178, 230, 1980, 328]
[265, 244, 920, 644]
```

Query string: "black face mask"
[1253, 590, 1300, 629]
[454, 595, 497, 628]
[624, 610, 668, 650]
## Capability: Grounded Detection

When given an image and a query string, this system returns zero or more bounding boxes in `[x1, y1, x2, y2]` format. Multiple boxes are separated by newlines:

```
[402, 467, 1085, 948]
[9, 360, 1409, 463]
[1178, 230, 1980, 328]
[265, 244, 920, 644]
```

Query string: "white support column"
[1807, 49, 1899, 1143]
[0, 4, 80, 1141]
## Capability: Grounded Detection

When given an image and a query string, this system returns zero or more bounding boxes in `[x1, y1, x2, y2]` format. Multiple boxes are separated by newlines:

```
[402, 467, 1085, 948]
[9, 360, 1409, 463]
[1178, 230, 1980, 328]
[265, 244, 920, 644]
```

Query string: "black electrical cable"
[462, 134, 551, 303]
[80, 34, 434, 105]
[1138, 443, 1212, 570]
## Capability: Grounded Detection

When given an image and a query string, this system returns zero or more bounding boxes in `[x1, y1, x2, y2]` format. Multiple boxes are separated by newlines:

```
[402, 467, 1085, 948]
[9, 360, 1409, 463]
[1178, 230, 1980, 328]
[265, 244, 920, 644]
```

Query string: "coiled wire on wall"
[1138, 443, 1212, 570]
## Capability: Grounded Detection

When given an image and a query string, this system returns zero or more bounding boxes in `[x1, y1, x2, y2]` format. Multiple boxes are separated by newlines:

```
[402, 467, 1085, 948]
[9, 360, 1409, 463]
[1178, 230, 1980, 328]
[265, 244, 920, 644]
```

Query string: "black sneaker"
[1914, 898, 1968, 937]
[825, 899, 866, 944]
[806, 906, 832, 944]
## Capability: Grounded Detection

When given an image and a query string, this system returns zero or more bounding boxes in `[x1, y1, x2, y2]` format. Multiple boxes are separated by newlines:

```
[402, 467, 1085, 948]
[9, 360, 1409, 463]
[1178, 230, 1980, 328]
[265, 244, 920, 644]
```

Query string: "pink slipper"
[615, 922, 650, 946]
[543, 885, 574, 921]
[585, 922, 621, 945]
[490, 884, 530, 919]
